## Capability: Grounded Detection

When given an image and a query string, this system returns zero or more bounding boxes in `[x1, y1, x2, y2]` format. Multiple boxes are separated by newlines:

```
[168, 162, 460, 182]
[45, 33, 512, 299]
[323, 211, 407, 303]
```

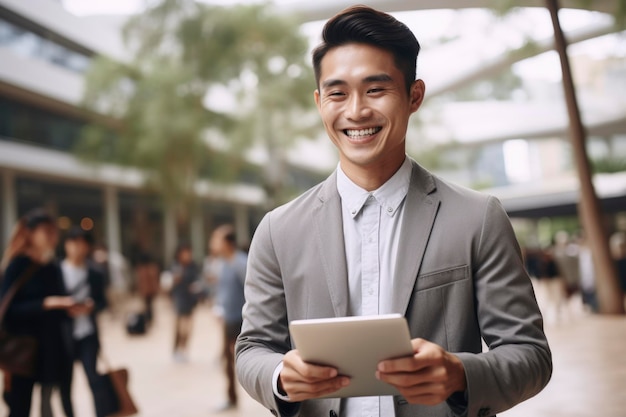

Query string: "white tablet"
[289, 314, 413, 398]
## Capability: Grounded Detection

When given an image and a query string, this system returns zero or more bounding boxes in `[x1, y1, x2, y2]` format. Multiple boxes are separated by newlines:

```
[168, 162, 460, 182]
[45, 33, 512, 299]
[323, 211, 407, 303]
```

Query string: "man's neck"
[340, 155, 406, 191]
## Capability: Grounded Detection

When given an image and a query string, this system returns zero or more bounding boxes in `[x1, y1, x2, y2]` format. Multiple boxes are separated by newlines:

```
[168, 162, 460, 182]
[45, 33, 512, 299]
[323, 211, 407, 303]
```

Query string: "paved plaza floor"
[1, 286, 625, 417]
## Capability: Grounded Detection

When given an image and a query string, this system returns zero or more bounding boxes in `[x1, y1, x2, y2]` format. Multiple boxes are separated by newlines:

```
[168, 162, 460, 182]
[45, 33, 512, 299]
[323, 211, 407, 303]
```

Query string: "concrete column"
[163, 206, 177, 265]
[190, 207, 205, 263]
[104, 185, 122, 255]
[2, 170, 17, 249]
[234, 204, 250, 248]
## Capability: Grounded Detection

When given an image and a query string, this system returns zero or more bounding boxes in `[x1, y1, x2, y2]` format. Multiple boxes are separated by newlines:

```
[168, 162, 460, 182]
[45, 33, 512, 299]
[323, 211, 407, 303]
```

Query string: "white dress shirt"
[272, 156, 412, 417]
[61, 260, 94, 340]
[337, 157, 412, 417]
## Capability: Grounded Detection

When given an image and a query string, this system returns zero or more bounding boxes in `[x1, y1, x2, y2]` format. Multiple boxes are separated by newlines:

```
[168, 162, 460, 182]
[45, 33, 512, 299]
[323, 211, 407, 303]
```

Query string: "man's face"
[209, 232, 226, 257]
[314, 43, 424, 172]
[65, 238, 89, 263]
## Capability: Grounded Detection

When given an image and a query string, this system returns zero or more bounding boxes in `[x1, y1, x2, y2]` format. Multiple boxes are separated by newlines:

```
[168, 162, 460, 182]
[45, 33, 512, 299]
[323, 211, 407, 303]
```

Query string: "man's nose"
[344, 94, 371, 120]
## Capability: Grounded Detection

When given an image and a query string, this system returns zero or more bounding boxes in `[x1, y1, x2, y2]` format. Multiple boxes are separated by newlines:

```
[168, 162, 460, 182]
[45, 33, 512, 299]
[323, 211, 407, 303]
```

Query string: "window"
[0, 96, 85, 150]
[0, 17, 91, 73]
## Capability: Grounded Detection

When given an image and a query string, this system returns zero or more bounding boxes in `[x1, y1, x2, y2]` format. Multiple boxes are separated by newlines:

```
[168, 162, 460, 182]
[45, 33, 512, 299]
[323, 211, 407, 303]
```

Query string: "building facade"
[0, 0, 268, 264]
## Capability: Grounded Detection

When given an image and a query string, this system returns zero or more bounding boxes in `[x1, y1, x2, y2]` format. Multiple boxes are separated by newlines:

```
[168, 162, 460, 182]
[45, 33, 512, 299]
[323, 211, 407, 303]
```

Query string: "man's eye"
[368, 88, 384, 94]
[328, 91, 345, 97]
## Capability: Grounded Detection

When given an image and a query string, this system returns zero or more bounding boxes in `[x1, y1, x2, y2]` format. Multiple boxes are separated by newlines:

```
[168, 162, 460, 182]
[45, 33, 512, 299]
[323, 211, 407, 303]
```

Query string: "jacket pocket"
[415, 265, 469, 292]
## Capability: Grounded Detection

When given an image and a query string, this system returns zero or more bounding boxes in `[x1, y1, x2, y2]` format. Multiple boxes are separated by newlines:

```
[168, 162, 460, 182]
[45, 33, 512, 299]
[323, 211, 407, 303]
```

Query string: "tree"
[78, 0, 316, 253]
[545, 0, 624, 314]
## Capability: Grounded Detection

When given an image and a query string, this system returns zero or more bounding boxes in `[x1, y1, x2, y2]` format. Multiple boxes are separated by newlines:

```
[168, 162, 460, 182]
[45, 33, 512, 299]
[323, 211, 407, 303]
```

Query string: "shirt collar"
[337, 156, 412, 219]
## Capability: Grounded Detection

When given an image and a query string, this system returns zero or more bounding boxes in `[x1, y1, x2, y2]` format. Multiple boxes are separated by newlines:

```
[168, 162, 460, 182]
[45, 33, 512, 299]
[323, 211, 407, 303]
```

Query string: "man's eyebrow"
[320, 74, 394, 89]
[363, 73, 393, 83]
[321, 79, 347, 89]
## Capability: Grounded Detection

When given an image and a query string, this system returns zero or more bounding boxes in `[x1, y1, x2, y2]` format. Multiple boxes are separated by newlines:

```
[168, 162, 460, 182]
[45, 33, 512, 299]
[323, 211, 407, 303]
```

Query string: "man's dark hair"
[312, 5, 420, 94]
[65, 226, 94, 246]
[175, 242, 192, 261]
[216, 224, 237, 248]
[23, 208, 55, 230]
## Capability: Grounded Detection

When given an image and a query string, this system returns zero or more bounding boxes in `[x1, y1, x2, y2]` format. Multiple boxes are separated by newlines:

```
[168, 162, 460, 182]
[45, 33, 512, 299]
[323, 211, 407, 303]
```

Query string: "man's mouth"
[343, 127, 382, 139]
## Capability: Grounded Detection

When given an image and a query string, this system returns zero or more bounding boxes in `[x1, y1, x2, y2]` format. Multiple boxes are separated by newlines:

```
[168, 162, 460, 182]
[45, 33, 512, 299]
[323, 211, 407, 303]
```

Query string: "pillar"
[234, 204, 250, 248]
[190, 207, 205, 262]
[104, 185, 122, 256]
[163, 206, 177, 265]
[2, 170, 17, 250]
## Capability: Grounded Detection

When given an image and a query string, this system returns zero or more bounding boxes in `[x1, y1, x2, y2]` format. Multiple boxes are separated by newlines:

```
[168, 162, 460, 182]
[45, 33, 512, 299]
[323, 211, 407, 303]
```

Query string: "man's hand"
[279, 349, 350, 402]
[376, 338, 467, 405]
[68, 298, 94, 317]
[43, 296, 75, 310]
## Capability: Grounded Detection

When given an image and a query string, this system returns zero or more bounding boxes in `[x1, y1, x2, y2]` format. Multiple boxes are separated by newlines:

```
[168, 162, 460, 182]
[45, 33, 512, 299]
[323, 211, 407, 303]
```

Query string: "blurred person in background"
[90, 243, 110, 296]
[577, 234, 598, 312]
[0, 209, 77, 417]
[170, 243, 201, 362]
[552, 231, 581, 298]
[209, 225, 247, 412]
[135, 253, 161, 324]
[525, 242, 565, 322]
[550, 231, 580, 321]
[93, 244, 132, 319]
[202, 248, 222, 305]
[59, 227, 108, 417]
[609, 231, 626, 293]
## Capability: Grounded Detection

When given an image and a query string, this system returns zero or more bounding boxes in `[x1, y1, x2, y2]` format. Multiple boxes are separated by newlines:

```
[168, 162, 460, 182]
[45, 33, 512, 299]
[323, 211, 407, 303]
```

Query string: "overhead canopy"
[490, 172, 626, 218]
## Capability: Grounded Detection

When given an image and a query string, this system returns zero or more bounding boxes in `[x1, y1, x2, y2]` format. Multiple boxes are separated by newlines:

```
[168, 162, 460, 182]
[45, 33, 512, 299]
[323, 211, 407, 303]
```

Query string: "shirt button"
[351, 210, 356, 215]
[387, 207, 393, 213]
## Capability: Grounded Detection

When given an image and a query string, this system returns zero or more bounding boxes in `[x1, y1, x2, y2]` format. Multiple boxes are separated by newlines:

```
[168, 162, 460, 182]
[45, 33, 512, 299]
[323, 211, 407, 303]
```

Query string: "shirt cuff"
[272, 361, 302, 417]
[272, 362, 292, 402]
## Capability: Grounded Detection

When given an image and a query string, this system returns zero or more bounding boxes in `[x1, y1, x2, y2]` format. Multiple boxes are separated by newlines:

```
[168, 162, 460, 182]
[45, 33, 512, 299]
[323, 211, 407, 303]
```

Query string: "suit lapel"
[392, 161, 441, 315]
[313, 172, 350, 317]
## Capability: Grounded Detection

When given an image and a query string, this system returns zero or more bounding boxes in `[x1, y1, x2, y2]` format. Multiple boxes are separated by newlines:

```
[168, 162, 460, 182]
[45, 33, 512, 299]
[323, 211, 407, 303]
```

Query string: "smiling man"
[236, 5, 552, 417]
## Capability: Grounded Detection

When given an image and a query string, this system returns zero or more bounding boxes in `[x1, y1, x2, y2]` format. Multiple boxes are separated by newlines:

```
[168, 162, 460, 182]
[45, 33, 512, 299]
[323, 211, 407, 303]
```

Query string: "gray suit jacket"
[236, 160, 552, 417]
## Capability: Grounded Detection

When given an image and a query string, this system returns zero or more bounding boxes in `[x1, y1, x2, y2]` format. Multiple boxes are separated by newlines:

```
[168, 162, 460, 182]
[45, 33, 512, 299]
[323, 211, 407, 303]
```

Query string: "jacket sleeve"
[88, 268, 108, 313]
[456, 196, 552, 417]
[1, 259, 45, 317]
[235, 213, 302, 417]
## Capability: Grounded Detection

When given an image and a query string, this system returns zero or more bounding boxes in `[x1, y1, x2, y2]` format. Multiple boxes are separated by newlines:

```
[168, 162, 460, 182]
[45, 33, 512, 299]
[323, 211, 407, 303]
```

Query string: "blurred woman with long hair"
[0, 209, 77, 417]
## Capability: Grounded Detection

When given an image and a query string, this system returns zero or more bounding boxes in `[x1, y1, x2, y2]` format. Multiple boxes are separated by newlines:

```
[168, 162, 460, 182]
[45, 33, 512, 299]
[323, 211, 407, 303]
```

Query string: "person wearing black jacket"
[59, 227, 108, 417]
[0, 209, 77, 417]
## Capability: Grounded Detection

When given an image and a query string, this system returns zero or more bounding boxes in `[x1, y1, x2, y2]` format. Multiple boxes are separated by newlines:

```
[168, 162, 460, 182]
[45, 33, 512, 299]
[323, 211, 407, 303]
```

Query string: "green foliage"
[487, 0, 521, 17]
[592, 157, 626, 173]
[78, 0, 315, 212]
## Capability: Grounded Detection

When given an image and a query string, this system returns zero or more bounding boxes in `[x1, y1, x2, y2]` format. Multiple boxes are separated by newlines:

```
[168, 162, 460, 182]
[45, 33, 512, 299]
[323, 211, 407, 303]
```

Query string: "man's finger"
[378, 355, 429, 374]
[284, 377, 350, 402]
[376, 366, 442, 387]
[284, 351, 338, 382]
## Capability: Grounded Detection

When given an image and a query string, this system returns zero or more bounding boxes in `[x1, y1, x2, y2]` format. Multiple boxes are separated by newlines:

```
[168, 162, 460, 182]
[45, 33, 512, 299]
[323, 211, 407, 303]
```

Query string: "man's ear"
[314, 89, 321, 109]
[409, 79, 426, 113]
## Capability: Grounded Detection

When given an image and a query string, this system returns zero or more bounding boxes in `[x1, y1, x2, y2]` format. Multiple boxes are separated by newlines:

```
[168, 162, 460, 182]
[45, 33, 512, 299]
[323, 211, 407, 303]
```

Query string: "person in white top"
[59, 227, 108, 417]
[236, 5, 551, 417]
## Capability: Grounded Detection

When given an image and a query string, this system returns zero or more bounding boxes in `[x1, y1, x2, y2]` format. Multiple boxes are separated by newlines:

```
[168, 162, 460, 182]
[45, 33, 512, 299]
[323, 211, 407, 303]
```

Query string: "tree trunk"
[546, 0, 624, 314]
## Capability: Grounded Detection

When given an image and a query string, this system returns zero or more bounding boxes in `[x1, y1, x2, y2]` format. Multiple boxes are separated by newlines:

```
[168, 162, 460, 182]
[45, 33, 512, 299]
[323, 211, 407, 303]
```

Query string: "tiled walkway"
[1, 288, 625, 417]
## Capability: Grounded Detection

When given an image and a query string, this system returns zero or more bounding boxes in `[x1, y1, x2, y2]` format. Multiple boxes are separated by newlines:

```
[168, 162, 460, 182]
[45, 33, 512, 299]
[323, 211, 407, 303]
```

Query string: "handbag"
[0, 264, 40, 377]
[95, 354, 138, 417]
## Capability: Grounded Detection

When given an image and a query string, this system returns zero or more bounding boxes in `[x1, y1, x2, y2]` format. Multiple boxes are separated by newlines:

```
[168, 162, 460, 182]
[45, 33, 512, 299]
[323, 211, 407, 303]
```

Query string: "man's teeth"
[345, 127, 381, 138]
